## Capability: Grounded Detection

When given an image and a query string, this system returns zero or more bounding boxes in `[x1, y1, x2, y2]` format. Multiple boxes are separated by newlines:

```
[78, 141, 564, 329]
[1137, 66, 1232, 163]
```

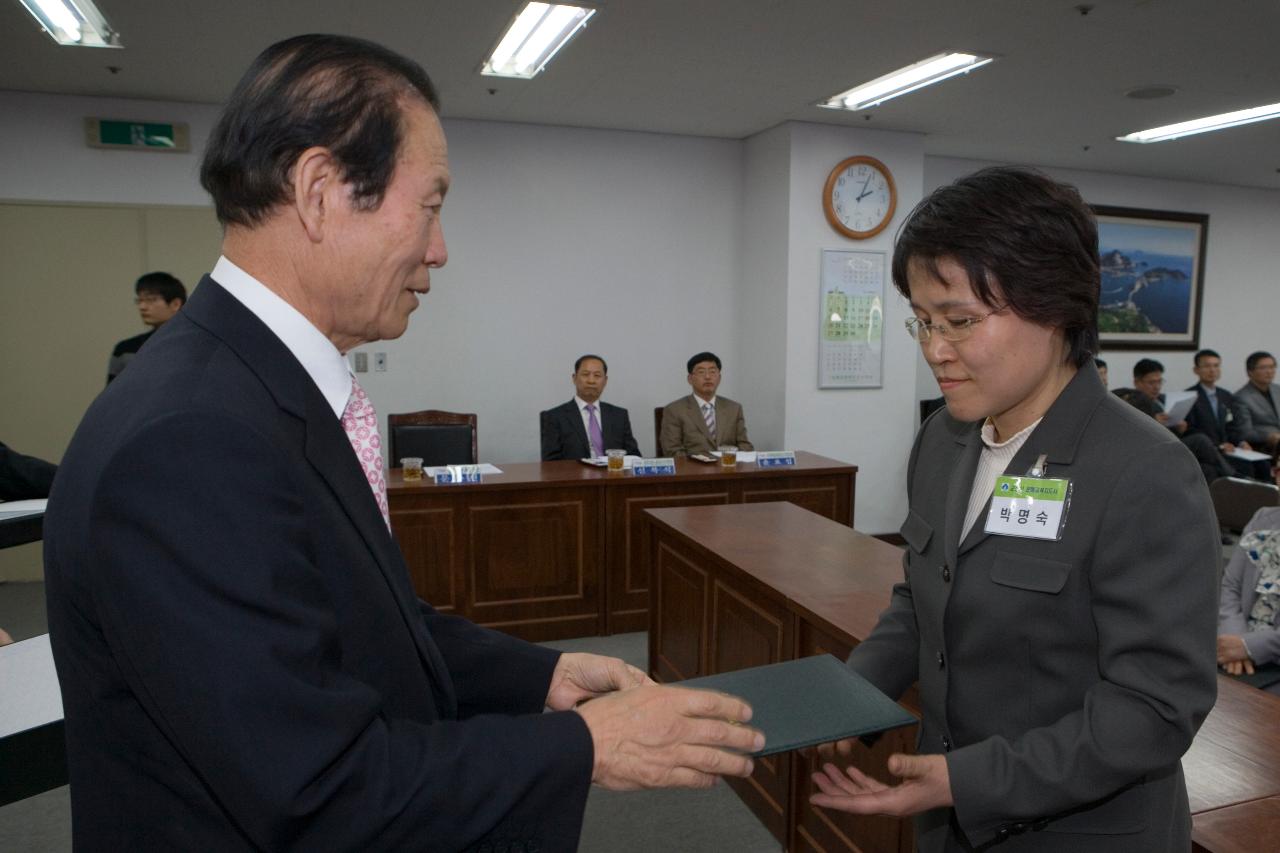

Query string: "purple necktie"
[586, 404, 605, 457]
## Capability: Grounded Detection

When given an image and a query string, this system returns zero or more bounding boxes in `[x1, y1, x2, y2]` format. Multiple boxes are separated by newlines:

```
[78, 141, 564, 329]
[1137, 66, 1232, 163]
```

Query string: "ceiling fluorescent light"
[481, 2, 595, 79]
[819, 52, 994, 112]
[17, 0, 121, 47]
[1117, 102, 1280, 143]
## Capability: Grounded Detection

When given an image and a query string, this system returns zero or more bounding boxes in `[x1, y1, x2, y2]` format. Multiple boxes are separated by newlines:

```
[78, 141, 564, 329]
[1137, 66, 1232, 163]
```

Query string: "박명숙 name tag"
[632, 457, 676, 476]
[983, 475, 1070, 540]
[756, 451, 796, 467]
[434, 465, 482, 484]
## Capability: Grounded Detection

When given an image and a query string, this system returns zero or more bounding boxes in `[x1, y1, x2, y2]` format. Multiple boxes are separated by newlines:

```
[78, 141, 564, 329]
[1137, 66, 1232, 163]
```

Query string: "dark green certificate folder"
[676, 654, 917, 757]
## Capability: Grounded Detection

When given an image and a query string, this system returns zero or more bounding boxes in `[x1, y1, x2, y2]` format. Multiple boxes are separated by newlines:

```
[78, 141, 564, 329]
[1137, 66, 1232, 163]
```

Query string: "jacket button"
[1010, 822, 1028, 835]
[996, 826, 1009, 840]
[937, 651, 945, 668]
[941, 735, 951, 750]
[941, 564, 951, 582]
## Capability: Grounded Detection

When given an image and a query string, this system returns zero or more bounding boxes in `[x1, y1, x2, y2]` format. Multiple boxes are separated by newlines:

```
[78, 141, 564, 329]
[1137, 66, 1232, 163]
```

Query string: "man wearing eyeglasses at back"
[660, 351, 753, 457]
[106, 271, 187, 384]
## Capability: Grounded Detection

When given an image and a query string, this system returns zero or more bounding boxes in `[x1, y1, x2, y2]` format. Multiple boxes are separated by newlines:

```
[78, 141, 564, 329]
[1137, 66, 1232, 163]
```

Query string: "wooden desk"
[646, 501, 1280, 853]
[387, 452, 855, 641]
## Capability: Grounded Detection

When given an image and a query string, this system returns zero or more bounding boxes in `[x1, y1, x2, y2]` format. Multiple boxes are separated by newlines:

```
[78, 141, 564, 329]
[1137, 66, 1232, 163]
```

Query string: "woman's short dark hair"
[891, 166, 1100, 367]
[200, 34, 440, 227]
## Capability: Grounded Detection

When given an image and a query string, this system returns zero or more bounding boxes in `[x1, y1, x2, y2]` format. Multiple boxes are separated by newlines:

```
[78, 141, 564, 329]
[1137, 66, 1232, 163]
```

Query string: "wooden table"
[387, 452, 855, 642]
[645, 501, 1280, 853]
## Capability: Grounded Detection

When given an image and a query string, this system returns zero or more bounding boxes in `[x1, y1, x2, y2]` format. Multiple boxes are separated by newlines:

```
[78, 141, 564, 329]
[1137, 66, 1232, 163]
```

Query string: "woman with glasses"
[811, 167, 1219, 852]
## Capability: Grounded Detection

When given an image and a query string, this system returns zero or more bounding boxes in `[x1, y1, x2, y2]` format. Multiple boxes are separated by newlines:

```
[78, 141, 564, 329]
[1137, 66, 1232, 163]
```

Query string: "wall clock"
[823, 155, 897, 239]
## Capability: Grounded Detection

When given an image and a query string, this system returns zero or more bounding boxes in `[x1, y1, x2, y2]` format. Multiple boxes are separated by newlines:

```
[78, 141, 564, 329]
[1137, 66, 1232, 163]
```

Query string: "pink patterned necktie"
[341, 376, 390, 530]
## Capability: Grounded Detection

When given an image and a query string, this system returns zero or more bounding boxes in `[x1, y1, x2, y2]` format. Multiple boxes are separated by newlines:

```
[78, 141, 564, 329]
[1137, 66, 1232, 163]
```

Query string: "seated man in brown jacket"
[660, 351, 752, 456]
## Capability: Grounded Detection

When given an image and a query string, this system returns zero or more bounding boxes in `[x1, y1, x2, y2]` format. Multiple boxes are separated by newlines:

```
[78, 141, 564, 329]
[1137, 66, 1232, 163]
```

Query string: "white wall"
[922, 157, 1280, 399]
[0, 91, 220, 205]
[780, 123, 925, 535]
[0, 92, 745, 464]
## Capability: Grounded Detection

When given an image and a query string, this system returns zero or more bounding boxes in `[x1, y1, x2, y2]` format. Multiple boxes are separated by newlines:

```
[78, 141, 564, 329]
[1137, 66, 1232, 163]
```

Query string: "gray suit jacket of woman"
[847, 366, 1219, 852]
[1218, 505, 1280, 685]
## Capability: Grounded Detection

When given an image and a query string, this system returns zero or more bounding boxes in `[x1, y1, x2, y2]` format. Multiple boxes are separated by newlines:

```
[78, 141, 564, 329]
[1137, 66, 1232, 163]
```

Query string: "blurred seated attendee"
[1094, 356, 1107, 388]
[540, 354, 640, 460]
[1185, 349, 1268, 480]
[107, 272, 187, 385]
[1236, 350, 1280, 456]
[1218, 469, 1280, 693]
[0, 439, 57, 501]
[1114, 358, 1233, 483]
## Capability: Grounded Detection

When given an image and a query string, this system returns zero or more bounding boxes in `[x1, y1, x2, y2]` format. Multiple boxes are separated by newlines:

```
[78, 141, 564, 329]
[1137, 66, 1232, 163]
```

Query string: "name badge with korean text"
[983, 475, 1071, 540]
[633, 457, 677, 476]
[434, 465, 482, 485]
[756, 451, 797, 467]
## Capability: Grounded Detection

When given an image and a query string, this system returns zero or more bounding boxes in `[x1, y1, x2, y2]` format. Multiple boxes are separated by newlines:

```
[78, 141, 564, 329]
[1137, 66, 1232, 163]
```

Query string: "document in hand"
[1161, 391, 1196, 425]
[1227, 447, 1272, 462]
[675, 654, 916, 757]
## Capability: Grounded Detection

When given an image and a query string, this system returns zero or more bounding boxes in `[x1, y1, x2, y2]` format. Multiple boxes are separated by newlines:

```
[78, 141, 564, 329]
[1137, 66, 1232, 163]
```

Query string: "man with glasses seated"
[106, 271, 187, 384]
[660, 351, 753, 457]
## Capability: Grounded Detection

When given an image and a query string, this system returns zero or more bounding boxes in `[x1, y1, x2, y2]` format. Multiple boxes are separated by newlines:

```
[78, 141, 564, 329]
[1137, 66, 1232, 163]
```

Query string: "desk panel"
[389, 453, 855, 641]
[645, 502, 1280, 853]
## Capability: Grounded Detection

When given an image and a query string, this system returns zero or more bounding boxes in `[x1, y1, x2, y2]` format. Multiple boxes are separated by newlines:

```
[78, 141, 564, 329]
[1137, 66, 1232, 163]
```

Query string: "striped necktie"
[702, 402, 717, 442]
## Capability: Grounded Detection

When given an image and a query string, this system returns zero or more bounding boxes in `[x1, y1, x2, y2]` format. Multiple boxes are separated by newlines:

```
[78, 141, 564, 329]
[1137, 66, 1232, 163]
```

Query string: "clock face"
[824, 156, 896, 239]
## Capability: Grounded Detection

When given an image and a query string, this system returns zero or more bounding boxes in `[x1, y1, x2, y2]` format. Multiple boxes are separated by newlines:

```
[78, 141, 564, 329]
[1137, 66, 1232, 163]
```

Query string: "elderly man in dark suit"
[1236, 350, 1280, 455]
[44, 35, 760, 853]
[541, 354, 641, 460]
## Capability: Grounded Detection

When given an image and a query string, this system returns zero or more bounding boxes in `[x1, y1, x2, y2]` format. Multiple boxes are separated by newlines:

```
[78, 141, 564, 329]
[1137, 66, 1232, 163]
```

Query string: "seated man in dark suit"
[540, 354, 640, 460]
[1114, 357, 1233, 483]
[1236, 350, 1280, 455]
[661, 351, 753, 456]
[1185, 348, 1268, 479]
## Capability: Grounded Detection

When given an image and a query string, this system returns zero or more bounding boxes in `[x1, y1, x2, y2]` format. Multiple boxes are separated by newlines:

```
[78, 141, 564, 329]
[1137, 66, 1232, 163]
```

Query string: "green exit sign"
[85, 118, 190, 152]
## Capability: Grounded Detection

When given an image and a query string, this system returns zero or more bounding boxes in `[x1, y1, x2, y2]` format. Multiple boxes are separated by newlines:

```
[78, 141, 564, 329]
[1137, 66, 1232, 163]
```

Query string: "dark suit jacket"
[1184, 383, 1247, 446]
[45, 277, 593, 852]
[0, 440, 57, 500]
[540, 399, 640, 460]
[848, 367, 1218, 851]
[659, 394, 752, 456]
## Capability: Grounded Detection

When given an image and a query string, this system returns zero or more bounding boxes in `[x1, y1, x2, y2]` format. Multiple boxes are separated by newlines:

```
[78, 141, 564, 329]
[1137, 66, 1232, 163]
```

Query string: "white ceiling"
[2, 0, 1278, 189]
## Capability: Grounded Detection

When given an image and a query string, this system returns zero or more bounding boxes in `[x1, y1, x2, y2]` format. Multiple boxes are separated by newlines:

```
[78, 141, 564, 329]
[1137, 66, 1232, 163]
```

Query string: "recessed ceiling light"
[818, 52, 996, 112]
[481, 2, 595, 80]
[16, 0, 121, 48]
[1118, 102, 1280, 143]
[1125, 85, 1178, 100]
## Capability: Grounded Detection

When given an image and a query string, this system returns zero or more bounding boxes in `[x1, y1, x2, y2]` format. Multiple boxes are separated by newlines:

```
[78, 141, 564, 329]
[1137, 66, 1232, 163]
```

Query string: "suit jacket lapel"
[566, 401, 590, 457]
[186, 277, 457, 717]
[690, 396, 713, 443]
[956, 366, 1104, 557]
[944, 424, 983, 566]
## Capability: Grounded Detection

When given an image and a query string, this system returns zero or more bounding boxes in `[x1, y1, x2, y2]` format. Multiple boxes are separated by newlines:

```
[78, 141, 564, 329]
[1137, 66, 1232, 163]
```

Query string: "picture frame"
[1092, 204, 1208, 350]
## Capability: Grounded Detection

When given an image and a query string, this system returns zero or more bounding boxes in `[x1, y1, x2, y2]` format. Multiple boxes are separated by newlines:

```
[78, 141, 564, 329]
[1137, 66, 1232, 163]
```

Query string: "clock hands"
[855, 171, 874, 202]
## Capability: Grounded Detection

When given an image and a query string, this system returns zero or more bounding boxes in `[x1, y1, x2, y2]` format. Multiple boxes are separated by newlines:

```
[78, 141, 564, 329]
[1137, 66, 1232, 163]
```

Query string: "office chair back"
[387, 410, 478, 468]
[1209, 476, 1280, 533]
[653, 407, 664, 456]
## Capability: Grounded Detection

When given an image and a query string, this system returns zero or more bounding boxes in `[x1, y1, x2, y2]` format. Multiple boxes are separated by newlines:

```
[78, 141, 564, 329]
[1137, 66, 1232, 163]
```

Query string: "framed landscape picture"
[1092, 205, 1207, 349]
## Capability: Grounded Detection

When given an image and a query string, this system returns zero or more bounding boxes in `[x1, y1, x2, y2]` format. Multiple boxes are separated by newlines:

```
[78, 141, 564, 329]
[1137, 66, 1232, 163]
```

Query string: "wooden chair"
[387, 410, 477, 467]
[1209, 476, 1280, 534]
[653, 407, 665, 456]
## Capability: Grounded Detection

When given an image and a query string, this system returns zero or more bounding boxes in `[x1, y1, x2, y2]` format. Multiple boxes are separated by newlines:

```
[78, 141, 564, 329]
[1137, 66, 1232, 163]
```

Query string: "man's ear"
[292, 146, 341, 243]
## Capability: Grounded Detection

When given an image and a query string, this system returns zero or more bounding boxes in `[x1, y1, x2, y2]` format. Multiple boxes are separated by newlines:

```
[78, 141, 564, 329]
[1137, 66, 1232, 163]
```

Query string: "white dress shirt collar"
[211, 255, 352, 419]
[693, 394, 717, 410]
